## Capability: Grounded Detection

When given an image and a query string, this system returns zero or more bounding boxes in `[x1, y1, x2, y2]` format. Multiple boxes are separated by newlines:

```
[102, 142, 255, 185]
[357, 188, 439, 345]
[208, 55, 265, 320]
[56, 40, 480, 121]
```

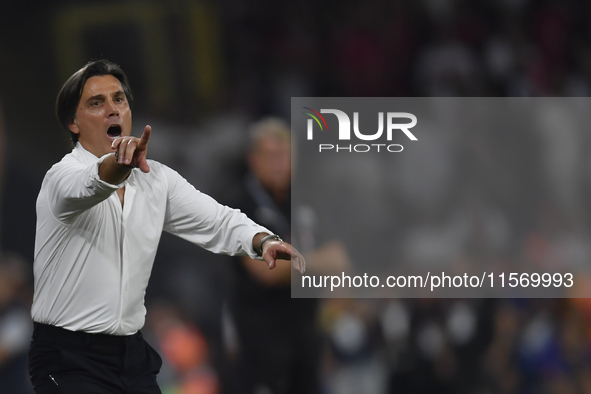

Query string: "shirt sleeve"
[161, 166, 270, 259]
[46, 154, 126, 223]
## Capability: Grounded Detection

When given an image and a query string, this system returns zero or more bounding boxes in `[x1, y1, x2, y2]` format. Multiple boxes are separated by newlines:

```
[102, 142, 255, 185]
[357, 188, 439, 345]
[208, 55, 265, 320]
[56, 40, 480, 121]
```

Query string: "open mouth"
[107, 125, 122, 141]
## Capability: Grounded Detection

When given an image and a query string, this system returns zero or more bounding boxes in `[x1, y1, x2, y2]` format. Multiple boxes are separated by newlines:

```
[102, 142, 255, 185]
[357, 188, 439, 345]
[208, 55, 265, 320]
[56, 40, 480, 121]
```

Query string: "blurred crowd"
[3, 0, 591, 393]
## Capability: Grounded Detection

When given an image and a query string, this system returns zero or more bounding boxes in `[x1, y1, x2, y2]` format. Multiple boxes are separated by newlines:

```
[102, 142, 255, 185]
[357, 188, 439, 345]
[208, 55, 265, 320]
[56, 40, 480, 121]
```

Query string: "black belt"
[32, 322, 142, 348]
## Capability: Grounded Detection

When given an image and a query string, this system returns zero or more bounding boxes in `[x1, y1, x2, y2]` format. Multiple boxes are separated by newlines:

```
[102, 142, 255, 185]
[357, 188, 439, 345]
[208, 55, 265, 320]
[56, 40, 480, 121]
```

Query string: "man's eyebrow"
[85, 94, 105, 103]
[85, 91, 125, 103]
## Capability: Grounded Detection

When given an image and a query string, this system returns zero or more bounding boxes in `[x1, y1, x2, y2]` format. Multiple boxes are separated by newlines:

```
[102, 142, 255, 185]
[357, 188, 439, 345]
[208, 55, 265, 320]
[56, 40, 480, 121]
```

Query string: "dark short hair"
[55, 59, 133, 145]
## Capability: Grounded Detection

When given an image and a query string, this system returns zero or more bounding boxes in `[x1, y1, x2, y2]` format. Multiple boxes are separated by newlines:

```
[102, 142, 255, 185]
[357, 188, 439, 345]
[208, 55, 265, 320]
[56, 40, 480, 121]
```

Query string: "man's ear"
[69, 117, 80, 135]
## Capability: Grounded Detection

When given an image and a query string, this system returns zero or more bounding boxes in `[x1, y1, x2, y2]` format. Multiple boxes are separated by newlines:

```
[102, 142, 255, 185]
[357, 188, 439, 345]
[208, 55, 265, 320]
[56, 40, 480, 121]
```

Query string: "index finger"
[138, 125, 151, 148]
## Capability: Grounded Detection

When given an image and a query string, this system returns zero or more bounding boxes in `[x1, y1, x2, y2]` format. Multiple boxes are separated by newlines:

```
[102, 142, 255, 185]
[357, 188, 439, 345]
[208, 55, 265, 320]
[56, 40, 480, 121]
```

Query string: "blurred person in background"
[28, 60, 305, 394]
[0, 253, 35, 393]
[0, 99, 35, 393]
[0, 100, 4, 226]
[144, 301, 220, 394]
[223, 117, 349, 394]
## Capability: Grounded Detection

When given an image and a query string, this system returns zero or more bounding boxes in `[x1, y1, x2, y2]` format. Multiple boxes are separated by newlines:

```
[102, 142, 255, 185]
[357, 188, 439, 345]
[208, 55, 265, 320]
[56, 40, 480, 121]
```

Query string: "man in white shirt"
[28, 59, 305, 394]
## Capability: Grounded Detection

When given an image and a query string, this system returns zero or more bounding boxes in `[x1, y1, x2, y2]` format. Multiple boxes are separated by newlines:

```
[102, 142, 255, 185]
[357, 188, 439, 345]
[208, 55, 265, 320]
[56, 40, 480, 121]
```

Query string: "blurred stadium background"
[2, 0, 591, 393]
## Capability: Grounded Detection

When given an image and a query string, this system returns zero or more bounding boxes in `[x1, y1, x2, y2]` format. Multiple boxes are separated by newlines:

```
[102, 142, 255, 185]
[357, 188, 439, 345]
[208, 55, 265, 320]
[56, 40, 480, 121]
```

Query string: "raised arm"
[47, 125, 152, 222]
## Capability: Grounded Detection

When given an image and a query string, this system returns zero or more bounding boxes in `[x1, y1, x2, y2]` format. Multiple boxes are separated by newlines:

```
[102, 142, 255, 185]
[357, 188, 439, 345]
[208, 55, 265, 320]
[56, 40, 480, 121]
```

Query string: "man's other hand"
[262, 240, 306, 275]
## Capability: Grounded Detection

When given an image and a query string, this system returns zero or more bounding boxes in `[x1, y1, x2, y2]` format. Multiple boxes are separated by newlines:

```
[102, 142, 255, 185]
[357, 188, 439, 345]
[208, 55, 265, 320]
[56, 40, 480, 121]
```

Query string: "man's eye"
[92, 101, 101, 106]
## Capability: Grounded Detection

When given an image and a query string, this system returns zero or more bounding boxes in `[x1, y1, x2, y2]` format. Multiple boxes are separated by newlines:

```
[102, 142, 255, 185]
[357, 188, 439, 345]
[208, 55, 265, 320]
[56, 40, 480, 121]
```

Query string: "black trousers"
[28, 323, 162, 394]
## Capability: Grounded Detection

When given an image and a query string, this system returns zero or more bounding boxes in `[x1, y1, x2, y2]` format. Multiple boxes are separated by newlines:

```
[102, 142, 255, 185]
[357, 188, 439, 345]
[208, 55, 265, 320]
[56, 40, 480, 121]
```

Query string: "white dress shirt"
[31, 143, 269, 335]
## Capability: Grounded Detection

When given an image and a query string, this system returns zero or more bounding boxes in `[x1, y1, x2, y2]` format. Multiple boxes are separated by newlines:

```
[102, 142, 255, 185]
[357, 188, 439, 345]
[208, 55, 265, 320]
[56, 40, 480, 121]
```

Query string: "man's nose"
[106, 99, 119, 117]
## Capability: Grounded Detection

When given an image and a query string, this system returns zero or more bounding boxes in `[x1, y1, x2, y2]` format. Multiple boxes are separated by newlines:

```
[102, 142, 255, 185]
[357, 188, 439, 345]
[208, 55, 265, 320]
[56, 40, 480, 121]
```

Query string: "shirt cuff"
[243, 227, 273, 260]
[93, 154, 128, 190]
